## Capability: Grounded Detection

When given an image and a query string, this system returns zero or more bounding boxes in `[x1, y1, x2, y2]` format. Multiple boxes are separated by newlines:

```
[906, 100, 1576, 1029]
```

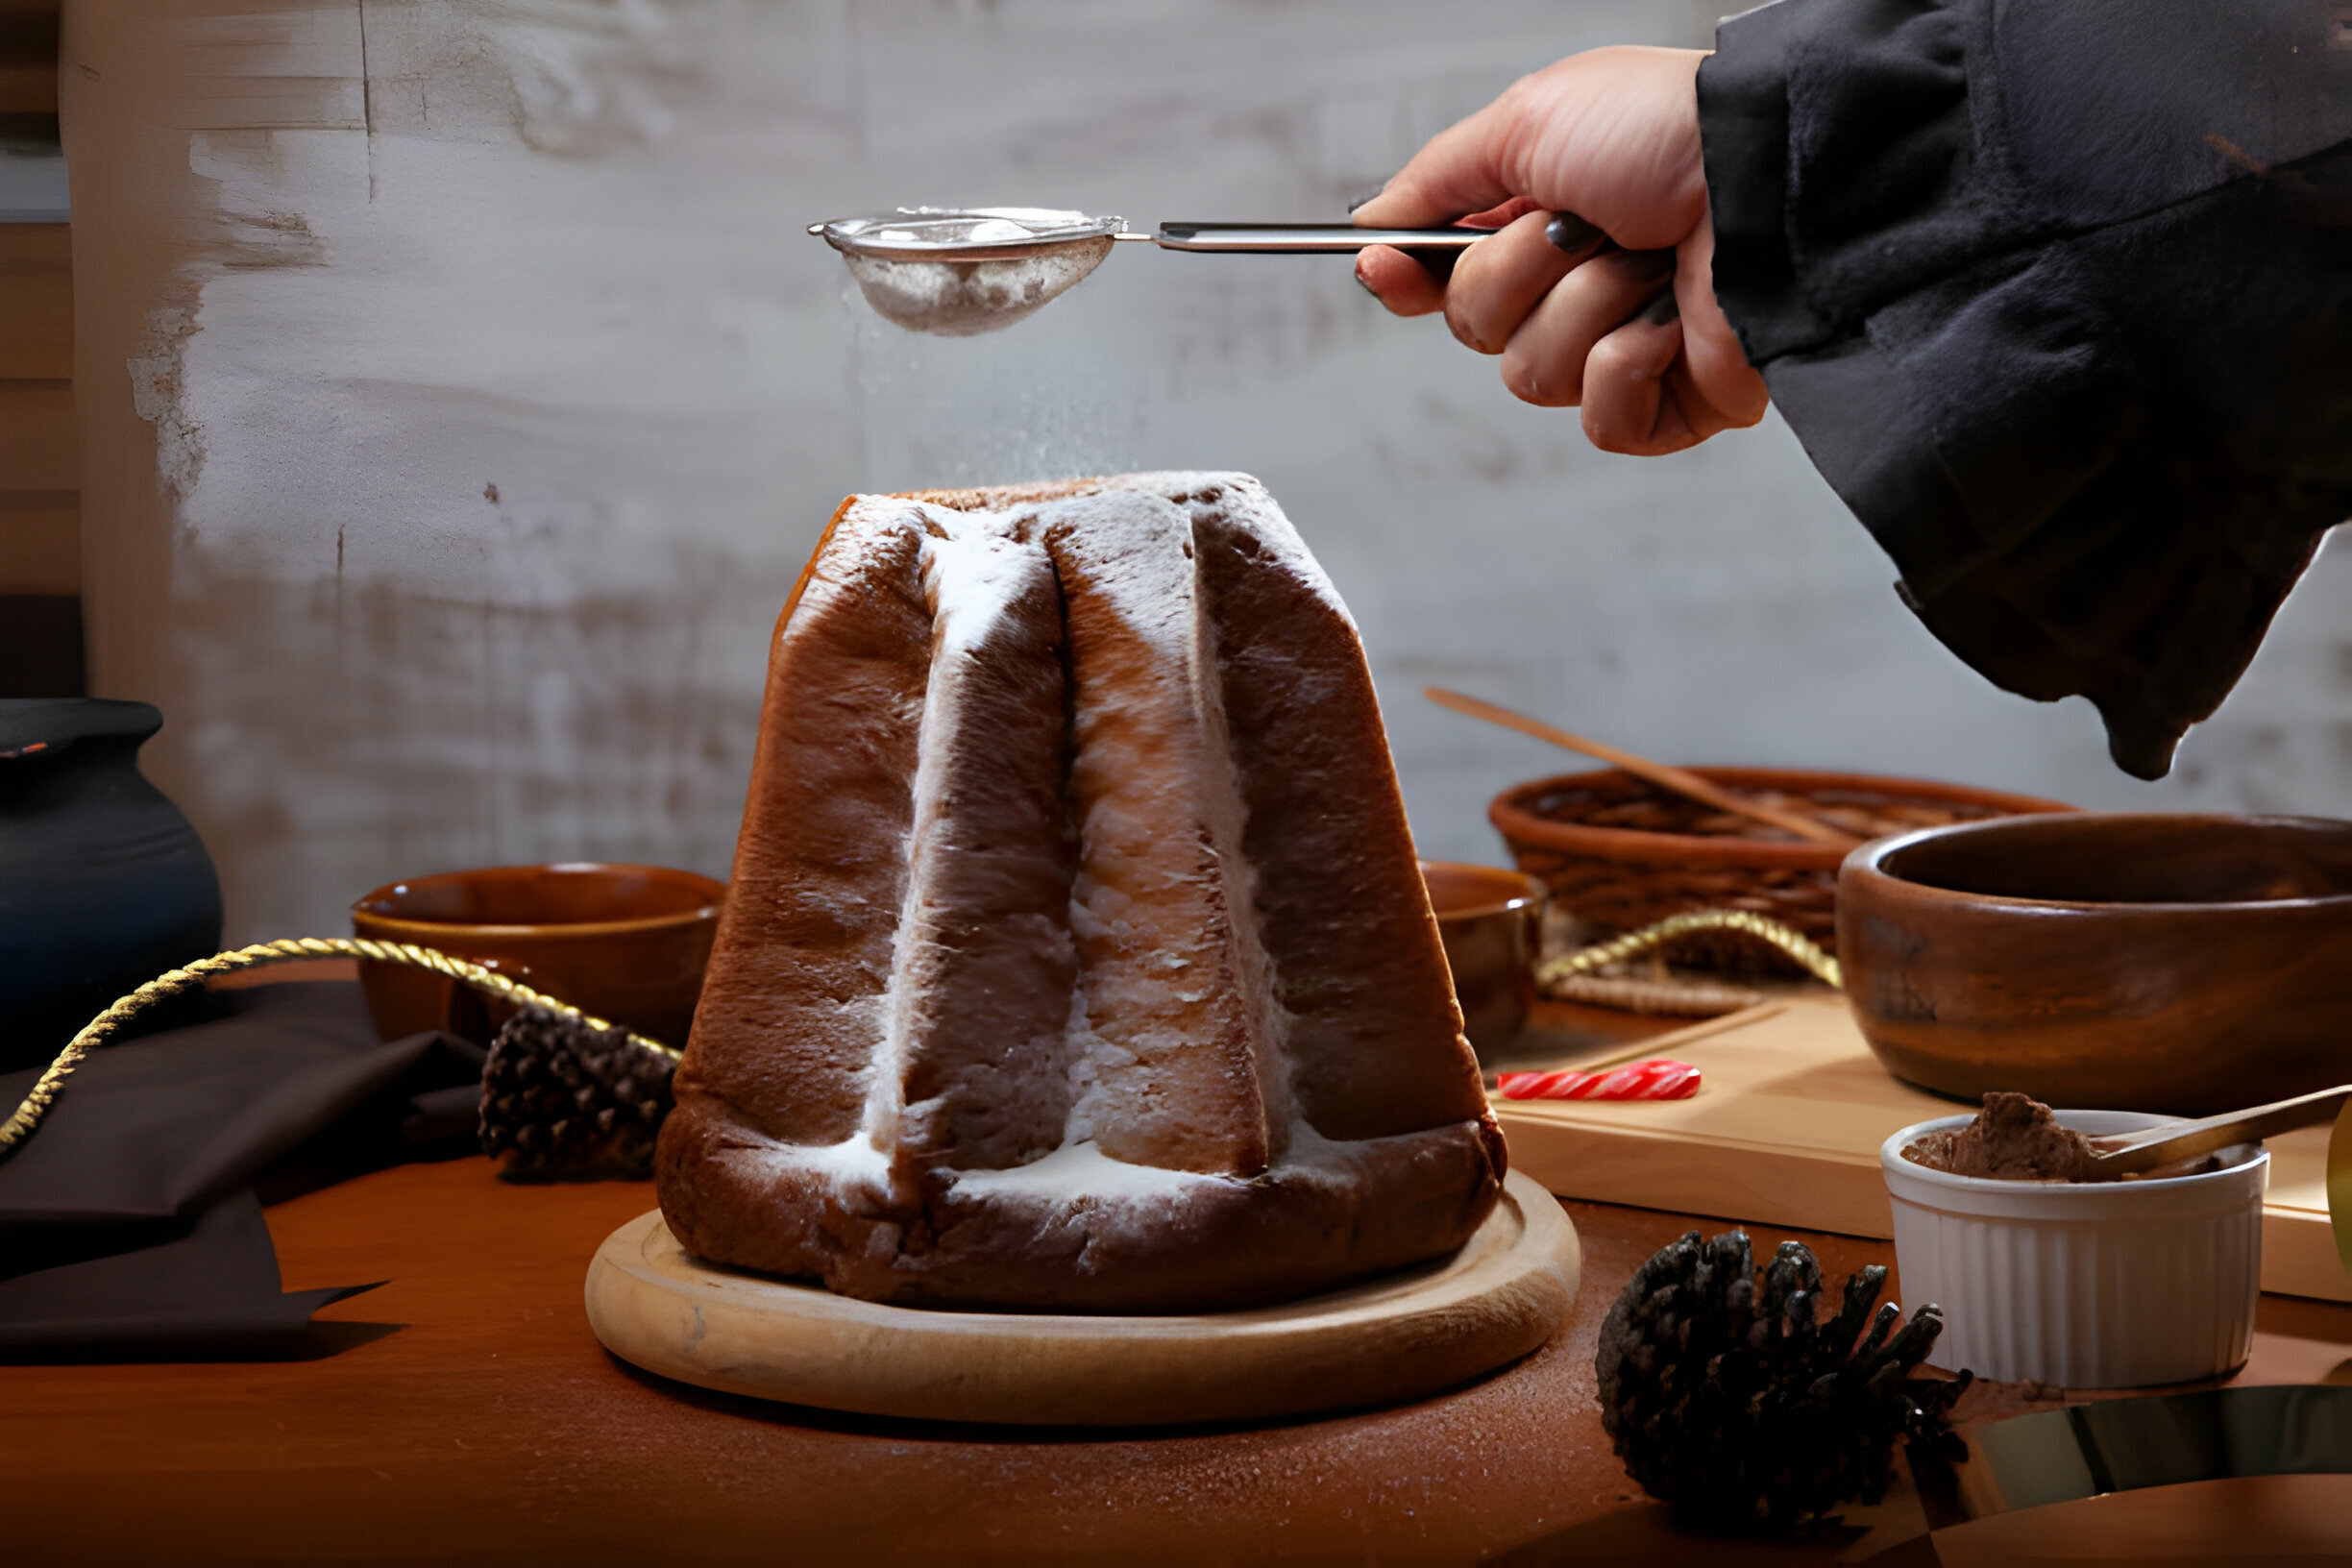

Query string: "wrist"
[1675, 208, 1770, 427]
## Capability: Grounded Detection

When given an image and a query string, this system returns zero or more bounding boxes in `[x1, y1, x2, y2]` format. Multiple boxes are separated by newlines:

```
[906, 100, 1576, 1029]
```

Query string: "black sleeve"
[1697, 0, 2352, 778]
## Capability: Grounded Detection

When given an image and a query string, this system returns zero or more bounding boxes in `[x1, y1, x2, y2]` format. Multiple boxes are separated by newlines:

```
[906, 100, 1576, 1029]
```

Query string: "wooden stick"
[1423, 687, 1861, 848]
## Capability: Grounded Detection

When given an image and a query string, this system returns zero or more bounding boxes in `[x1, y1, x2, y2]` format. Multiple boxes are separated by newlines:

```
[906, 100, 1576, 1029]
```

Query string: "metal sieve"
[813, 207, 1496, 336]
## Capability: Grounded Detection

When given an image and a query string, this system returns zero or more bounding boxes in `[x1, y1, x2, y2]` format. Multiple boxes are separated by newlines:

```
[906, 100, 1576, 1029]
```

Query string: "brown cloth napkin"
[0, 980, 483, 1360]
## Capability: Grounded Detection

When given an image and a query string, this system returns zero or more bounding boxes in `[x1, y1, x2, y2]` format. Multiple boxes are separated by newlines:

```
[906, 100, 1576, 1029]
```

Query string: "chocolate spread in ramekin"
[1902, 1091, 2225, 1183]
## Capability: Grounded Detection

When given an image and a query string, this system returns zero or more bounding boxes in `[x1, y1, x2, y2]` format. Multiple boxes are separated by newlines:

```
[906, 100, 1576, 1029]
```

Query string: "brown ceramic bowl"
[1491, 767, 2073, 973]
[352, 862, 724, 1049]
[1421, 860, 1543, 1057]
[1839, 814, 2352, 1115]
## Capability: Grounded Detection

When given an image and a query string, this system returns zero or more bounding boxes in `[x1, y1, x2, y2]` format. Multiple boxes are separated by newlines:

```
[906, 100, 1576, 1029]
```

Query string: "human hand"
[1353, 47, 1768, 455]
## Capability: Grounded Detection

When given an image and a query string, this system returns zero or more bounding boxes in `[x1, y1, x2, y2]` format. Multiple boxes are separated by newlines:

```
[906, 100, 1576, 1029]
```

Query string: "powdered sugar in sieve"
[814, 207, 1513, 336]
[817, 208, 1124, 337]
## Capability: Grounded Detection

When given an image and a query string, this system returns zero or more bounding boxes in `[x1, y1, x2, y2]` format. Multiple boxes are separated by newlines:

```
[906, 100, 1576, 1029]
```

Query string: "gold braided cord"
[1536, 908, 1843, 991]
[0, 936, 678, 1159]
[3, 915, 1825, 1156]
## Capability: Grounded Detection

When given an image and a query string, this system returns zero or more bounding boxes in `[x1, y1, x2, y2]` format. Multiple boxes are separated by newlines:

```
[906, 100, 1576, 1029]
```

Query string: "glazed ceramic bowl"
[1883, 1111, 2266, 1387]
[1840, 814, 2352, 1115]
[1421, 861, 1542, 1056]
[0, 698, 221, 1069]
[353, 862, 724, 1049]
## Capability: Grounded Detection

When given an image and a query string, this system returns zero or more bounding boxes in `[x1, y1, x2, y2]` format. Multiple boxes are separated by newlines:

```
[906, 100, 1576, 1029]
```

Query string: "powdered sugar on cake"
[865, 503, 1081, 1197]
[656, 472, 1503, 1311]
[828, 482, 1304, 1203]
[772, 487, 1326, 1194]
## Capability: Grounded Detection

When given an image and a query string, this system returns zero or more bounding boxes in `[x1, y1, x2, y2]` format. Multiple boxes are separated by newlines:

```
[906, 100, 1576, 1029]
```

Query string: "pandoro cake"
[654, 473, 1506, 1311]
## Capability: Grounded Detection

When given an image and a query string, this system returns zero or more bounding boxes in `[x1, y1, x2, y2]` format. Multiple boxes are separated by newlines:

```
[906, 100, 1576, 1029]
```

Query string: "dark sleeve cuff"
[1691, 1, 1827, 365]
[1697, 0, 2352, 779]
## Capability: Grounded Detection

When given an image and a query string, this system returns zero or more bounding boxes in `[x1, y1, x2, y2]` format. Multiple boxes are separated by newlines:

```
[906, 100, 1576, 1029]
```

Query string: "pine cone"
[479, 1007, 675, 1179]
[1595, 1230, 1972, 1534]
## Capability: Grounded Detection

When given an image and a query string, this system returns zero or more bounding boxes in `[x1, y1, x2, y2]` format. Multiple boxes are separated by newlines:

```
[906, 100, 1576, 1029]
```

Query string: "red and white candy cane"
[1497, 1059, 1702, 1102]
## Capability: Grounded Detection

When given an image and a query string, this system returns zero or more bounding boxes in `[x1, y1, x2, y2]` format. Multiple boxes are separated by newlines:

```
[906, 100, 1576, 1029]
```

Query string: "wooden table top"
[11, 992, 2352, 1563]
[0, 1155, 1901, 1564]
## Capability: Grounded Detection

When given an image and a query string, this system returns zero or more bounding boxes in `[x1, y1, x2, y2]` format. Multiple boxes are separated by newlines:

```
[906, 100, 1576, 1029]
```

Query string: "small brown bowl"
[1421, 860, 1543, 1057]
[1838, 814, 2352, 1115]
[352, 862, 724, 1049]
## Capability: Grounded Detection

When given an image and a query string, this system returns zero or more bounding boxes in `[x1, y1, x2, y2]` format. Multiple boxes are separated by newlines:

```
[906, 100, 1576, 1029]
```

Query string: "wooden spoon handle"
[2091, 1085, 2352, 1175]
[1422, 687, 1862, 848]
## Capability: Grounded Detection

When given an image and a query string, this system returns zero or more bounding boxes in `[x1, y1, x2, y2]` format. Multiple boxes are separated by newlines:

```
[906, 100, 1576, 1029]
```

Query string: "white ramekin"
[1881, 1111, 2267, 1388]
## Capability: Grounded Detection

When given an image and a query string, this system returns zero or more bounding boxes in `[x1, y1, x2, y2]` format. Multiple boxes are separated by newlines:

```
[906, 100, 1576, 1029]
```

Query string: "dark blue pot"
[1, 698, 223, 1070]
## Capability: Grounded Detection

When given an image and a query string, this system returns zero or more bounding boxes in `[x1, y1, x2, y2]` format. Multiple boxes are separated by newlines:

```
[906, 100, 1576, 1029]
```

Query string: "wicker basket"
[1490, 768, 2075, 975]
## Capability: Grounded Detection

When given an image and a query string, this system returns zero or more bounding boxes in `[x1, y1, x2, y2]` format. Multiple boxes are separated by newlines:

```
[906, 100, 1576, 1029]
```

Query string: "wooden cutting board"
[1493, 996, 2352, 1303]
[584, 1170, 1580, 1426]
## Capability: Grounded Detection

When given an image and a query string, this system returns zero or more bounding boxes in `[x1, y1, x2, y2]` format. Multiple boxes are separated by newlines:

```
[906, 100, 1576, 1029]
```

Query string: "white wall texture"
[60, 0, 2352, 941]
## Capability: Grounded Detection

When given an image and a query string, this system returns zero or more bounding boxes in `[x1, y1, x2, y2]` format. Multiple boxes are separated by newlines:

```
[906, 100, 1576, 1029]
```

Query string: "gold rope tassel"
[0, 936, 677, 1159]
[1535, 908, 1843, 992]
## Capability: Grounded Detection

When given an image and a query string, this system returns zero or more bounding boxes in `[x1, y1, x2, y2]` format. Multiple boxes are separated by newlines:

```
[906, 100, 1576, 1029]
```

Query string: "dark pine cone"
[1595, 1230, 1973, 1535]
[479, 1007, 675, 1179]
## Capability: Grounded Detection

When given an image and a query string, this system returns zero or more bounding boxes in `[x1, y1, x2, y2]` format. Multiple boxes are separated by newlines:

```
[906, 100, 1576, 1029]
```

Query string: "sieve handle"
[1148, 223, 1496, 253]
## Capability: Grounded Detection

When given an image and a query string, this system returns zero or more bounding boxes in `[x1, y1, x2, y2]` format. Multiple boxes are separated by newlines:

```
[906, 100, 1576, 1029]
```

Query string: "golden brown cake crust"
[656, 473, 1505, 1312]
[666, 510, 927, 1148]
[659, 1105, 1503, 1312]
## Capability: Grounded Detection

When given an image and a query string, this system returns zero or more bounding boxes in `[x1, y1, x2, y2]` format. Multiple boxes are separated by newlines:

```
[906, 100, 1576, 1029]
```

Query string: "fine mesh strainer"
[813, 207, 1496, 336]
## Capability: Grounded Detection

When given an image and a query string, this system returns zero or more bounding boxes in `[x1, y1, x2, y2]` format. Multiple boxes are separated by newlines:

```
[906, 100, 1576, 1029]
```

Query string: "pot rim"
[1846, 812, 2352, 915]
[1490, 766, 2074, 870]
[0, 697, 162, 757]
[353, 861, 725, 941]
[1420, 859, 1544, 921]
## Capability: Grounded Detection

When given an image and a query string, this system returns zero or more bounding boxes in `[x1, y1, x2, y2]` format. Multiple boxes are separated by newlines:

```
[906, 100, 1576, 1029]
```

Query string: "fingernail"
[1346, 177, 1395, 214]
[1640, 285, 1680, 325]
[1546, 211, 1605, 253]
[1625, 248, 1677, 281]
[1356, 268, 1382, 300]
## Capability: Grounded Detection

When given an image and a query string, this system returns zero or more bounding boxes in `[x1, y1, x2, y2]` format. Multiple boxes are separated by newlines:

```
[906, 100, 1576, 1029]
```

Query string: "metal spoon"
[2086, 1084, 2352, 1176]
[812, 207, 1499, 336]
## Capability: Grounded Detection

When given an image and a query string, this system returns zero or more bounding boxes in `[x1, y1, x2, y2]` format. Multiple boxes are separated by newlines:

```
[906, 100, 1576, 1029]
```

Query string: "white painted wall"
[62, 0, 2352, 940]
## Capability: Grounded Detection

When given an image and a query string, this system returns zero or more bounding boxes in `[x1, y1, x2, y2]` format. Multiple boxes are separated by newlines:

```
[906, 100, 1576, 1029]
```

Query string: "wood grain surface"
[583, 1172, 1578, 1427]
[1838, 814, 2352, 1121]
[6, 1154, 1926, 1565]
[12, 985, 2352, 1562]
[0, 222, 77, 606]
[1497, 995, 2352, 1304]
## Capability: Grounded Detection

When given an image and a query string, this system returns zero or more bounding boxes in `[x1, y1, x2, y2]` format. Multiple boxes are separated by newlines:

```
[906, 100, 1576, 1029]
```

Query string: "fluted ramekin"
[1881, 1112, 2266, 1388]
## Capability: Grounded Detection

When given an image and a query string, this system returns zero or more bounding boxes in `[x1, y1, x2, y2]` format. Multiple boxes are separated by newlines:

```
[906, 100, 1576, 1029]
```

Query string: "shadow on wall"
[0, 596, 84, 696]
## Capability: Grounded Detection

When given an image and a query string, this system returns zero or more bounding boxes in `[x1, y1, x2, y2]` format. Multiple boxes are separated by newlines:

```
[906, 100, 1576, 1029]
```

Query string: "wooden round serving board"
[584, 1170, 1580, 1427]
